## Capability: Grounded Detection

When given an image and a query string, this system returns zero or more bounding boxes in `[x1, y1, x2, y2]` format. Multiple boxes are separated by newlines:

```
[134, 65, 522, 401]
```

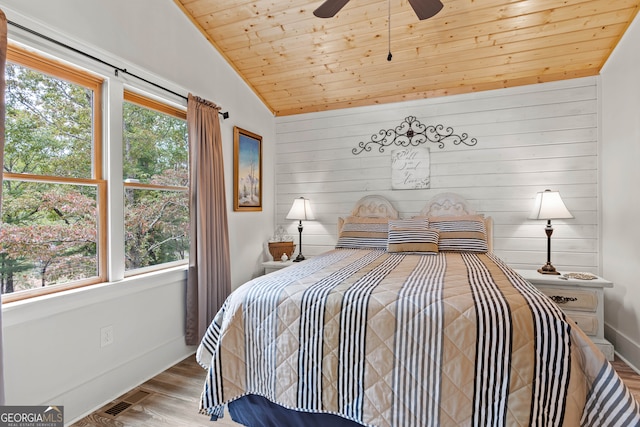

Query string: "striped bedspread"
[197, 249, 640, 426]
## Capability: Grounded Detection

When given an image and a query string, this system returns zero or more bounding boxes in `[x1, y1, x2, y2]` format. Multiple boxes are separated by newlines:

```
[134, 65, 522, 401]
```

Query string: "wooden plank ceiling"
[174, 0, 640, 116]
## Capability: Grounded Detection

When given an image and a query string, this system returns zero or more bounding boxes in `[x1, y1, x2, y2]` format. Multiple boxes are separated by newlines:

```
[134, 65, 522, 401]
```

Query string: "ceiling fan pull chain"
[387, 0, 392, 61]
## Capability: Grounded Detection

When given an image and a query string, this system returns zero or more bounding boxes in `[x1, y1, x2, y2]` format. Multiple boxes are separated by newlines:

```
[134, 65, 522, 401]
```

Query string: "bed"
[196, 193, 640, 426]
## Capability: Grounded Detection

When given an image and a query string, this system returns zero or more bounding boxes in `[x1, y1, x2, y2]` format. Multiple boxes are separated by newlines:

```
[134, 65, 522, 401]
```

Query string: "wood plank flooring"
[612, 357, 640, 404]
[71, 356, 240, 427]
[72, 355, 640, 426]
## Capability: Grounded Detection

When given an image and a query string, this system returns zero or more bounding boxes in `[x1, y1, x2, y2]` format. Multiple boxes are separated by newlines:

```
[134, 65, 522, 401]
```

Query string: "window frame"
[1, 44, 106, 303]
[1, 46, 191, 302]
[122, 90, 189, 277]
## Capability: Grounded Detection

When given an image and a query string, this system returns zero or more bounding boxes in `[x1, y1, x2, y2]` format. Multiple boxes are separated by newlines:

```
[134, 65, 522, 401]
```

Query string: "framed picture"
[233, 126, 262, 211]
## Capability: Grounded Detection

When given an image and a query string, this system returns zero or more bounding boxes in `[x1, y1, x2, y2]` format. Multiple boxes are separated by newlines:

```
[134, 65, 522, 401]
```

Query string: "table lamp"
[529, 189, 573, 275]
[286, 197, 315, 262]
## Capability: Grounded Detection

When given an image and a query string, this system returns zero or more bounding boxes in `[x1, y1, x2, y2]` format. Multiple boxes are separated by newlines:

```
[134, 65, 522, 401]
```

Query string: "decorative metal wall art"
[352, 116, 477, 155]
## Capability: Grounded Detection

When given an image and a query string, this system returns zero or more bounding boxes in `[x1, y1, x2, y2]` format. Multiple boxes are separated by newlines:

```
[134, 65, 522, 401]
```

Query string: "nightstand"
[262, 260, 295, 274]
[516, 269, 614, 361]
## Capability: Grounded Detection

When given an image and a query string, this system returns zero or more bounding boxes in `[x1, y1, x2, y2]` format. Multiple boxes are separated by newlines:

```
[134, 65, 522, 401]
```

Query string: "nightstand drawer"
[566, 312, 598, 336]
[537, 287, 598, 312]
[515, 269, 614, 360]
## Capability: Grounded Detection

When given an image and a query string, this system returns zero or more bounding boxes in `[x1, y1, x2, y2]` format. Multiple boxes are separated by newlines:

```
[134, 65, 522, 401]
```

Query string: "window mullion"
[104, 80, 126, 282]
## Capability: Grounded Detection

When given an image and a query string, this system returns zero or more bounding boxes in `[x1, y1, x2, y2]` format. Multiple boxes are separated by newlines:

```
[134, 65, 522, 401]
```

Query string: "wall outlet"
[100, 325, 114, 347]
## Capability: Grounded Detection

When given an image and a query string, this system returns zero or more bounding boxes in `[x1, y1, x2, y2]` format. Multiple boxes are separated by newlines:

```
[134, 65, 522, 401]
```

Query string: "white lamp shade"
[529, 190, 573, 220]
[286, 197, 315, 221]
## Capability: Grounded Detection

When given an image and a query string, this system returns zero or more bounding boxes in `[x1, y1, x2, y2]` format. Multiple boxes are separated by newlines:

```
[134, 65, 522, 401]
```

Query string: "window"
[0, 46, 190, 301]
[1, 45, 105, 301]
[122, 91, 188, 273]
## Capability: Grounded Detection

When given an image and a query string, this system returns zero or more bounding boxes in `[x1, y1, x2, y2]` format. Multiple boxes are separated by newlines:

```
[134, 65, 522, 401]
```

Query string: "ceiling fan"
[313, 0, 444, 20]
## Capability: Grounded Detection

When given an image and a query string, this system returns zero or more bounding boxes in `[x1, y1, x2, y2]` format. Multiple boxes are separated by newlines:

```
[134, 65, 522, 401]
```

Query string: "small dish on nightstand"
[562, 272, 598, 280]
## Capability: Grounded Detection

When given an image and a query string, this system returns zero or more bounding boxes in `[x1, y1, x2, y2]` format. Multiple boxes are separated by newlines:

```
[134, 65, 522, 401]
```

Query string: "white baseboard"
[605, 323, 640, 373]
[61, 337, 196, 426]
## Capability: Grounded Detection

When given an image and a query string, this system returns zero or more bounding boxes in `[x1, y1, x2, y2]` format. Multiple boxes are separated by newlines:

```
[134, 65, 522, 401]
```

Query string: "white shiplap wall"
[275, 77, 599, 273]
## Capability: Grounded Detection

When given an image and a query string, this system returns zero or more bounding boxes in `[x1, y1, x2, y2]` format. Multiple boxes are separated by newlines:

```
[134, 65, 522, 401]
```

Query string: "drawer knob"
[550, 295, 578, 304]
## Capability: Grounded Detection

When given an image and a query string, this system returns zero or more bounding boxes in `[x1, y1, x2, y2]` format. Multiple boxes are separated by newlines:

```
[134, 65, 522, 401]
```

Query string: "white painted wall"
[0, 0, 636, 424]
[600, 12, 640, 371]
[275, 78, 600, 275]
[0, 0, 275, 424]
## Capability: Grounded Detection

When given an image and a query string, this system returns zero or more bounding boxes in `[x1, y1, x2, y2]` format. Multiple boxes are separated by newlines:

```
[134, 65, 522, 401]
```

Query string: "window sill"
[1, 265, 188, 327]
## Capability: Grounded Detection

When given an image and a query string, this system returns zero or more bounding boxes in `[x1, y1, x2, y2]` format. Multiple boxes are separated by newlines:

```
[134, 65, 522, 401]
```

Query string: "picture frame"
[233, 126, 262, 211]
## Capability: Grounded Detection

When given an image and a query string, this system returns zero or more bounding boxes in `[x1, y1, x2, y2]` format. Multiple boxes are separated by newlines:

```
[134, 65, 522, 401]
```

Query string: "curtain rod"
[7, 19, 230, 120]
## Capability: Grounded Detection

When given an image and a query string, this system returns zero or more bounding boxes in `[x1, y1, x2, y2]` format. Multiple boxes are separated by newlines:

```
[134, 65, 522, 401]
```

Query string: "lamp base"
[537, 262, 560, 275]
[293, 253, 306, 262]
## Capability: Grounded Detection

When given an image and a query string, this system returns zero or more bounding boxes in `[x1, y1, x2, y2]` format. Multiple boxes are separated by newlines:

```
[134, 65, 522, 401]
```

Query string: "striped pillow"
[336, 216, 388, 249]
[387, 227, 440, 254]
[427, 215, 488, 253]
[388, 218, 429, 230]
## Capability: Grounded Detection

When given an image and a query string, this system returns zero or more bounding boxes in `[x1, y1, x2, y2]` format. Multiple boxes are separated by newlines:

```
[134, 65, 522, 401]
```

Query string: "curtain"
[0, 8, 7, 405]
[185, 94, 231, 345]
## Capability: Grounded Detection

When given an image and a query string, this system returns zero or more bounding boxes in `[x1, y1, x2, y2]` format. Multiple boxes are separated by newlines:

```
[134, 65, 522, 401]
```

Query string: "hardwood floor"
[612, 357, 640, 404]
[71, 356, 241, 427]
[72, 355, 640, 427]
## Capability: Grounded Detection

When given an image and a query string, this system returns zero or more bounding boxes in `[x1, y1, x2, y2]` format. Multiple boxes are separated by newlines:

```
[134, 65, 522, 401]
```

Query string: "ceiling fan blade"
[313, 0, 351, 18]
[408, 0, 444, 20]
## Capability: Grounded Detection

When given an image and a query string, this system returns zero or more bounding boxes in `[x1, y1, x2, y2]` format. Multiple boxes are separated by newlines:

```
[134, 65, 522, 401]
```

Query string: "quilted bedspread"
[197, 249, 640, 426]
